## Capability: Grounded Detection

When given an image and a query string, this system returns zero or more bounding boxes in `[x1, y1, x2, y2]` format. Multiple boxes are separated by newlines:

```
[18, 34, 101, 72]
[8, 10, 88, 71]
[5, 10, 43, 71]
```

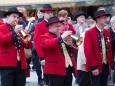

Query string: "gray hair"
[110, 16, 115, 25]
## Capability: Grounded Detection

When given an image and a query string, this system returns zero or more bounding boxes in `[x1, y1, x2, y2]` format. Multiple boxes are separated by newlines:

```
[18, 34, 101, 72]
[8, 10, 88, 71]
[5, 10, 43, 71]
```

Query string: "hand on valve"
[14, 25, 23, 34]
[61, 31, 72, 39]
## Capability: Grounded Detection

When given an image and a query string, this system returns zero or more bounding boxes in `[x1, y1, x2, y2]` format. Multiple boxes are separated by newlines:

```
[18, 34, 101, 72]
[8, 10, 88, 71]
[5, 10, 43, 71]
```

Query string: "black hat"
[74, 11, 87, 19]
[93, 10, 111, 20]
[40, 4, 55, 12]
[4, 7, 23, 17]
[46, 16, 63, 27]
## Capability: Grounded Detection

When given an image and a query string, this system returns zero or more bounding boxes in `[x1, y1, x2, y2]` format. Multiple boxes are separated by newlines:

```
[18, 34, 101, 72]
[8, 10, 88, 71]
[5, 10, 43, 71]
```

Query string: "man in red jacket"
[34, 4, 55, 85]
[34, 4, 55, 62]
[0, 7, 32, 86]
[84, 10, 113, 86]
[40, 16, 77, 86]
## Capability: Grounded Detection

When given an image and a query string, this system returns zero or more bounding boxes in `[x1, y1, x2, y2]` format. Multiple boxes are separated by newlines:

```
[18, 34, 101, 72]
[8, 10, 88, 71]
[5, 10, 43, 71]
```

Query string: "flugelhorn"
[14, 22, 31, 42]
[70, 35, 83, 45]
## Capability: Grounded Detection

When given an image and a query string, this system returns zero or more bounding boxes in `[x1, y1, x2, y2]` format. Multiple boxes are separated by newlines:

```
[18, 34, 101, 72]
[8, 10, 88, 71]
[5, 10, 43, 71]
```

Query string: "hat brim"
[46, 20, 63, 27]
[75, 13, 87, 19]
[4, 12, 23, 17]
[93, 14, 111, 20]
[40, 8, 56, 12]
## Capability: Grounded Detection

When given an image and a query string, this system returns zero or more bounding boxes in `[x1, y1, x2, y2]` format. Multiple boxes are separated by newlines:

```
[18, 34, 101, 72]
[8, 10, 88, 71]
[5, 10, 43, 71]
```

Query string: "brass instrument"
[63, 35, 83, 49]
[70, 35, 83, 46]
[20, 30, 31, 42]
[14, 22, 31, 42]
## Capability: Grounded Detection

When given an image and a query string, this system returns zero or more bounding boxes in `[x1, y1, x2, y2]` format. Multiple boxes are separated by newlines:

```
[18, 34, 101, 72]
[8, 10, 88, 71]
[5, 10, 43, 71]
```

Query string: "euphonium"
[70, 35, 83, 45]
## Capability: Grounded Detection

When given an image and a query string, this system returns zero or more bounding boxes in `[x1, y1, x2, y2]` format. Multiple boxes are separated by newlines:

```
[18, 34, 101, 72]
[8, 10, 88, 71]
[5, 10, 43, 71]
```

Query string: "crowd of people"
[0, 3, 115, 86]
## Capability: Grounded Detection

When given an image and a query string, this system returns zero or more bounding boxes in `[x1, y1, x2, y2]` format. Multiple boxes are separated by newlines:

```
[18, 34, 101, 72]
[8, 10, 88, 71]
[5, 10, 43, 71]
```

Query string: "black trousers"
[48, 67, 73, 86]
[78, 70, 91, 86]
[32, 50, 42, 80]
[90, 64, 109, 86]
[0, 61, 26, 86]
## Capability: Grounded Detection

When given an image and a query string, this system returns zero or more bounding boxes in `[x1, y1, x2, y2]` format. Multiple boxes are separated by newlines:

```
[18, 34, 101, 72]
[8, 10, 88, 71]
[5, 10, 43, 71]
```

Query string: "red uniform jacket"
[40, 32, 77, 76]
[0, 24, 32, 69]
[34, 20, 48, 58]
[84, 27, 113, 73]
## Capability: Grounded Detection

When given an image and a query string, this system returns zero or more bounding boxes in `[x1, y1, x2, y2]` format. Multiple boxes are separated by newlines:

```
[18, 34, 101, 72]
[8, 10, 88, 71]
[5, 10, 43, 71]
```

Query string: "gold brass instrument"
[70, 35, 83, 46]
[20, 30, 31, 42]
[14, 22, 31, 42]
[63, 35, 83, 49]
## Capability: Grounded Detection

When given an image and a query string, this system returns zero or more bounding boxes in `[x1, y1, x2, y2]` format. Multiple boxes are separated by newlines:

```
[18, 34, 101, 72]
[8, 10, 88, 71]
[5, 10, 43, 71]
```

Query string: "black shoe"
[43, 81, 49, 86]
[32, 66, 36, 71]
[38, 79, 44, 86]
[75, 78, 79, 84]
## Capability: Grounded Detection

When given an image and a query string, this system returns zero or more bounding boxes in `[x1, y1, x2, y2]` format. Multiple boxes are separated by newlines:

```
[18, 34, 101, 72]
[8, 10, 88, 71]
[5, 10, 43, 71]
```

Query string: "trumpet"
[14, 22, 31, 42]
[20, 30, 31, 42]
[70, 35, 83, 46]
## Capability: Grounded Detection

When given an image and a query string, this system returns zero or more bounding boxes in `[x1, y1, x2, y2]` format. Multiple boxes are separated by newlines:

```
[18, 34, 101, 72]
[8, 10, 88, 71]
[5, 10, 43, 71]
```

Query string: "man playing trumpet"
[0, 7, 32, 86]
[40, 16, 77, 86]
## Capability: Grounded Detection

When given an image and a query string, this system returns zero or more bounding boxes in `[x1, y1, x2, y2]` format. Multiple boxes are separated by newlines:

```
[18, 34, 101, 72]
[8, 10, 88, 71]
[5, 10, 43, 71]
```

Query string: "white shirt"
[77, 32, 86, 71]
[79, 26, 83, 36]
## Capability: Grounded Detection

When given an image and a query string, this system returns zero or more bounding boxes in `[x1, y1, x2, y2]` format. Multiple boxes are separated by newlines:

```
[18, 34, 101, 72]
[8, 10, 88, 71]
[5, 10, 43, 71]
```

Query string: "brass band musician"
[0, 7, 32, 86]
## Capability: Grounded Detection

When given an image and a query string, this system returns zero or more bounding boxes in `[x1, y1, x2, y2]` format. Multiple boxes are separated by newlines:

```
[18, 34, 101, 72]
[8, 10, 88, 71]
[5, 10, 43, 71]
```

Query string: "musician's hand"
[14, 25, 23, 34]
[40, 60, 45, 66]
[61, 31, 72, 39]
[24, 29, 28, 34]
[67, 17, 72, 24]
[92, 69, 99, 76]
